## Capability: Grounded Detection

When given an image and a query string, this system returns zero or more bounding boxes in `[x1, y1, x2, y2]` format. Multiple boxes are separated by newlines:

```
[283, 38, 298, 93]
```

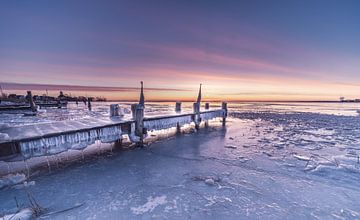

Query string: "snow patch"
[0, 208, 33, 220]
[0, 173, 27, 189]
[131, 195, 167, 215]
[0, 133, 9, 141]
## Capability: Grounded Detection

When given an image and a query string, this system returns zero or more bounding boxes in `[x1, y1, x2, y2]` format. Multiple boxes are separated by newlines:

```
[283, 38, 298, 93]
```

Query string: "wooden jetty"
[0, 83, 227, 160]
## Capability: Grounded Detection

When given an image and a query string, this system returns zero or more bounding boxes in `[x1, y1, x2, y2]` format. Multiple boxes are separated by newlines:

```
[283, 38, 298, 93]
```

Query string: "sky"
[0, 0, 360, 101]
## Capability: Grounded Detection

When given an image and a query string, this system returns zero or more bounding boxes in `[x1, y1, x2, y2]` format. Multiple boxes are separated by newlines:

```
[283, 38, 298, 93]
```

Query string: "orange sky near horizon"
[2, 77, 360, 102]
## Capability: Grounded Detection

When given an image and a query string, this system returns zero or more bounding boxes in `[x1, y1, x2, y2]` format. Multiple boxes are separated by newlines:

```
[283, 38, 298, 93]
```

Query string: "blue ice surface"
[1, 114, 360, 219]
[1, 102, 360, 219]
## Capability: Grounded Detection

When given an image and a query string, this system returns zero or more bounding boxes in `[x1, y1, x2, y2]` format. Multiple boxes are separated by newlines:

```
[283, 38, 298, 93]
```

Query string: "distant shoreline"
[1, 82, 357, 103]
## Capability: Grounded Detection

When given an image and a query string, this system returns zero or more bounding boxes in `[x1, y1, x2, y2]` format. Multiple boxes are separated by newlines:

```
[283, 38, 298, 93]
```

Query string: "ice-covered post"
[131, 104, 137, 119]
[26, 91, 36, 112]
[222, 102, 228, 126]
[205, 103, 210, 110]
[87, 97, 92, 111]
[135, 81, 145, 147]
[193, 83, 202, 130]
[135, 104, 144, 147]
[175, 102, 182, 133]
[193, 102, 200, 130]
[110, 104, 120, 117]
[175, 102, 181, 113]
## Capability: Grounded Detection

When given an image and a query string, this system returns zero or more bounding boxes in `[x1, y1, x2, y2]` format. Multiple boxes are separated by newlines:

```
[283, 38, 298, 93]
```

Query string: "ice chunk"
[0, 173, 27, 189]
[205, 178, 216, 186]
[0, 208, 33, 220]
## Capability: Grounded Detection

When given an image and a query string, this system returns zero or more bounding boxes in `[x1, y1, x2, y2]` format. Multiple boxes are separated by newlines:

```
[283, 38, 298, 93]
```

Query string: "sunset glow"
[1, 1, 359, 101]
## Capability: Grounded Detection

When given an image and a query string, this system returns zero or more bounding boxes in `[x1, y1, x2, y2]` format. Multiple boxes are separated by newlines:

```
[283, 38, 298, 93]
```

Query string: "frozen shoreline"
[1, 110, 360, 219]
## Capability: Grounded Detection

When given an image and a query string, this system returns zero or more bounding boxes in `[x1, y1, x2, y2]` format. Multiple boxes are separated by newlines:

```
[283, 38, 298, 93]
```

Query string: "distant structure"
[340, 97, 360, 102]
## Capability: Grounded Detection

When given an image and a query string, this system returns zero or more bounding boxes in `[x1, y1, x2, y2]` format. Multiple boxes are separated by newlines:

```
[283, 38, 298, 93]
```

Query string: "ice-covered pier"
[0, 83, 227, 160]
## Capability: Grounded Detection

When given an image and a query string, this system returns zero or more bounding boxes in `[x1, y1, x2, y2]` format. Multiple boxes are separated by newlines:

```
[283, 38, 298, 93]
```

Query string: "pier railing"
[0, 83, 227, 159]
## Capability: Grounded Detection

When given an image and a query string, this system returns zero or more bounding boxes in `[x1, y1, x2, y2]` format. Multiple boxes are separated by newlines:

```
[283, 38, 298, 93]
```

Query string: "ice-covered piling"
[110, 104, 121, 117]
[135, 105, 145, 147]
[26, 91, 37, 112]
[193, 103, 200, 130]
[87, 98, 92, 111]
[175, 102, 181, 113]
[205, 103, 210, 110]
[222, 102, 228, 126]
[131, 104, 137, 119]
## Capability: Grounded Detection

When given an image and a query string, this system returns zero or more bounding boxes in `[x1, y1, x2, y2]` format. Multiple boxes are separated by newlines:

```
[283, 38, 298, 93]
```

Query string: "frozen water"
[0, 173, 27, 189]
[131, 195, 168, 215]
[1, 102, 360, 219]
[0, 208, 32, 220]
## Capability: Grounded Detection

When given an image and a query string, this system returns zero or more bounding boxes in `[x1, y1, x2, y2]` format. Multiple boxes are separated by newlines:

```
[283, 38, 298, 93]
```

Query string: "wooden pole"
[87, 97, 92, 111]
[110, 104, 120, 117]
[175, 102, 181, 113]
[193, 102, 200, 130]
[205, 103, 210, 110]
[222, 102, 228, 126]
[176, 101, 182, 133]
[131, 103, 137, 119]
[26, 91, 37, 112]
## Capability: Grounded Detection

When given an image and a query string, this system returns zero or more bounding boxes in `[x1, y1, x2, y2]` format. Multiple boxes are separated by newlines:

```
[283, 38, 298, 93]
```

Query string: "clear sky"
[1, 0, 359, 101]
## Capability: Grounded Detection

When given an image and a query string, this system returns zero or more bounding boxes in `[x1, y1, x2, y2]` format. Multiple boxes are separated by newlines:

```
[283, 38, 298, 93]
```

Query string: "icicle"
[144, 115, 193, 131]
[99, 125, 122, 143]
[20, 139, 47, 159]
[19, 128, 100, 158]
[200, 110, 225, 121]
